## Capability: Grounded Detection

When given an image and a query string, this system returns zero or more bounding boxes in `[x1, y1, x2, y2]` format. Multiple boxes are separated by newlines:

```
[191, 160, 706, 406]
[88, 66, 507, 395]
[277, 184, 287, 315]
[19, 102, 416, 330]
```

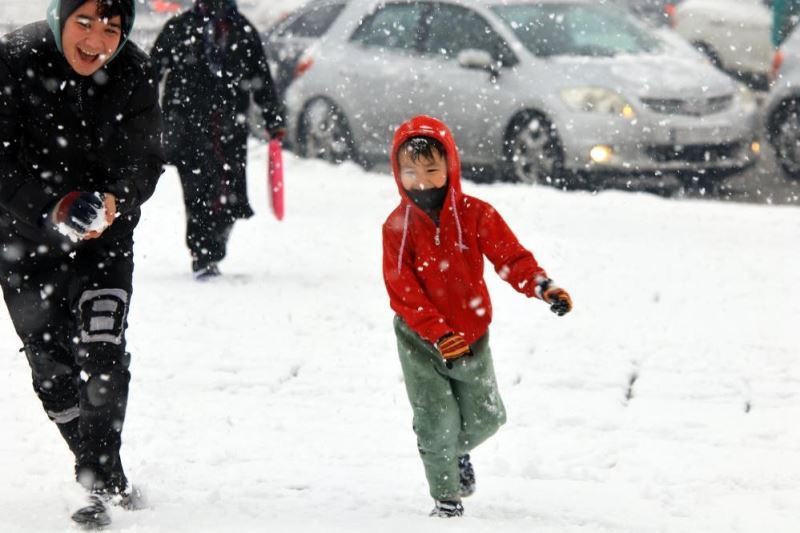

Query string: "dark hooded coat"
[150, 0, 283, 220]
[0, 4, 164, 246]
[0, 0, 163, 493]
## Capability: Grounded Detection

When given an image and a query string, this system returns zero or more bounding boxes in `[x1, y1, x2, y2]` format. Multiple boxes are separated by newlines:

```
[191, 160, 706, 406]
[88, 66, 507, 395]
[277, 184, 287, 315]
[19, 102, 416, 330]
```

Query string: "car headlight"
[560, 87, 636, 119]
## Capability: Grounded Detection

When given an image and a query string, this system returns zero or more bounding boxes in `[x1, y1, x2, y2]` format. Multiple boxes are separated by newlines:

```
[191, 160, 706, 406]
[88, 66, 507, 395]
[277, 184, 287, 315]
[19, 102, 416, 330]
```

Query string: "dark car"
[262, 0, 348, 100]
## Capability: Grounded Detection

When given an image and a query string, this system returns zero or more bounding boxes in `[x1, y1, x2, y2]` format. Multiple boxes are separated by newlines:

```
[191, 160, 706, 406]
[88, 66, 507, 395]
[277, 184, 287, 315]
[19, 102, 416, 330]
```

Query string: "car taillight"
[771, 49, 785, 82]
[294, 56, 314, 79]
[664, 3, 677, 28]
[150, 0, 183, 13]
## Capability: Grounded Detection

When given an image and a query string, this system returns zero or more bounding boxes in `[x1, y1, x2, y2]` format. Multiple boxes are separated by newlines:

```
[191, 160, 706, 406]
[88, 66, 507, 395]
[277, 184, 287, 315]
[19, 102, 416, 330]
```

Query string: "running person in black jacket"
[0, 0, 163, 526]
[151, 0, 284, 279]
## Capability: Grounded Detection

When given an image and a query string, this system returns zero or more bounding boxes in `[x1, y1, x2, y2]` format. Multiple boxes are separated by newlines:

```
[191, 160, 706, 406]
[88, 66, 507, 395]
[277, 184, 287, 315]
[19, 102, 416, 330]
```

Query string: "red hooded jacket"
[382, 116, 548, 345]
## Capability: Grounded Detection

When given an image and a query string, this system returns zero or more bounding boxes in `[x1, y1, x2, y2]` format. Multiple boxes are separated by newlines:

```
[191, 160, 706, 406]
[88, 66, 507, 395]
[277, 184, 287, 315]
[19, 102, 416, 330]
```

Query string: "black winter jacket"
[150, 6, 283, 163]
[0, 21, 164, 246]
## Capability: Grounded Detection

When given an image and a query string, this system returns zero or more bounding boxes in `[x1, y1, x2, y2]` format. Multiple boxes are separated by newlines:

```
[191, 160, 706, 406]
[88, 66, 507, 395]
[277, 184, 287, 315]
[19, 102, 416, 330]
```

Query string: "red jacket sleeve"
[477, 202, 547, 298]
[382, 218, 453, 344]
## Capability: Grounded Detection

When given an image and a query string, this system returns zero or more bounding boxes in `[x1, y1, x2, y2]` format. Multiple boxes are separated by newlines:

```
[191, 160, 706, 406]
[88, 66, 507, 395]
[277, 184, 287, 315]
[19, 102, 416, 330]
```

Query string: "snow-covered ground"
[0, 144, 798, 532]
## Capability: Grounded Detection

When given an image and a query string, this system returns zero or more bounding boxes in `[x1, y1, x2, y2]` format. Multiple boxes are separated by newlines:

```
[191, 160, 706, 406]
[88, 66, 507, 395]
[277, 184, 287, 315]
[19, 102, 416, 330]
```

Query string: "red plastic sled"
[268, 139, 284, 221]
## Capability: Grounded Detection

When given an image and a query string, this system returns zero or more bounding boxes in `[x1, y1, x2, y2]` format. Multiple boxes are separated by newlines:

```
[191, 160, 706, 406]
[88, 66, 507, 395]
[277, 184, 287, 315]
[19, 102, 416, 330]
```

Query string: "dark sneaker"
[193, 262, 221, 281]
[71, 493, 111, 529]
[458, 454, 476, 497]
[429, 499, 464, 518]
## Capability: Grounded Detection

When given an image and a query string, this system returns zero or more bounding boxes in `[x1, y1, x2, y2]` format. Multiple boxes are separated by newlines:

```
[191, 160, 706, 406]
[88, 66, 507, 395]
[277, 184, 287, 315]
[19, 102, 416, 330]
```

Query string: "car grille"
[640, 95, 734, 116]
[646, 142, 743, 163]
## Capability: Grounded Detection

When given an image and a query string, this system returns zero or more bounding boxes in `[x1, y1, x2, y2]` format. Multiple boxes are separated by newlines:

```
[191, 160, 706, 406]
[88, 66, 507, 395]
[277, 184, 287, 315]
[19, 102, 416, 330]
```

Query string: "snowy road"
[1, 145, 798, 532]
[702, 142, 800, 206]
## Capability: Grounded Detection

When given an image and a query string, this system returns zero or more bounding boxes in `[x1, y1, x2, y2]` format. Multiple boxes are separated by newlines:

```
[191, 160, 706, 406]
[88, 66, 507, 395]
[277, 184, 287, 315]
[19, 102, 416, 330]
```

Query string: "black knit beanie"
[59, 0, 131, 33]
[59, 0, 87, 28]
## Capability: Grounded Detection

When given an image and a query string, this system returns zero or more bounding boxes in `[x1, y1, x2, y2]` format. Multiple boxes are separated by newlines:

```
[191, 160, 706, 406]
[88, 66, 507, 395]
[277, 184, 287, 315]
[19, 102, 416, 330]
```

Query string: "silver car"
[262, 0, 349, 99]
[765, 26, 800, 181]
[285, 0, 760, 188]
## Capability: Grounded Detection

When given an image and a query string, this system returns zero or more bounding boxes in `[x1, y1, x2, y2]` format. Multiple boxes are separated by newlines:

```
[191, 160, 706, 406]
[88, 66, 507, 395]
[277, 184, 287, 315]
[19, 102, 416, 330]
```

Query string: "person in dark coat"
[150, 0, 284, 279]
[0, 0, 163, 526]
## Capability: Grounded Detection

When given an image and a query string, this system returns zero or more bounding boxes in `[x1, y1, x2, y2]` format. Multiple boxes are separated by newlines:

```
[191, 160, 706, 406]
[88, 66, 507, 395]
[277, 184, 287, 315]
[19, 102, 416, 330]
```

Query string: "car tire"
[504, 113, 568, 187]
[692, 41, 722, 69]
[768, 97, 800, 180]
[298, 98, 355, 164]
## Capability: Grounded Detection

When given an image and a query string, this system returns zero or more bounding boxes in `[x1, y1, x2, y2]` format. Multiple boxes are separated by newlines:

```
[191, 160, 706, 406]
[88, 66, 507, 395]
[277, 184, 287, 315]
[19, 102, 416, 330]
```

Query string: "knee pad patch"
[78, 288, 129, 345]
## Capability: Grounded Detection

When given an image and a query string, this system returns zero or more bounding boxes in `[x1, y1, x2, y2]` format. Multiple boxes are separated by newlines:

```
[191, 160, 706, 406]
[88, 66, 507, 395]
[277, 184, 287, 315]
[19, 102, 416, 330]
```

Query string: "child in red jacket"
[382, 115, 572, 518]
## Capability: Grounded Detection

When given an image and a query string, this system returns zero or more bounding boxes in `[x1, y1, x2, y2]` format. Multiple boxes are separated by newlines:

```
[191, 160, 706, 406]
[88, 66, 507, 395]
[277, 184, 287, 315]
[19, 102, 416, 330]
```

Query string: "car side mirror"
[457, 49, 500, 77]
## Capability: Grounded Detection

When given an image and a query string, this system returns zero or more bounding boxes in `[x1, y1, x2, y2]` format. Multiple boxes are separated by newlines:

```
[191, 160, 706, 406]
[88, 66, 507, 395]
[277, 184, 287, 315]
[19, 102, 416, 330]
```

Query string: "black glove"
[52, 191, 104, 234]
[548, 294, 572, 316]
[268, 128, 286, 141]
[535, 277, 573, 316]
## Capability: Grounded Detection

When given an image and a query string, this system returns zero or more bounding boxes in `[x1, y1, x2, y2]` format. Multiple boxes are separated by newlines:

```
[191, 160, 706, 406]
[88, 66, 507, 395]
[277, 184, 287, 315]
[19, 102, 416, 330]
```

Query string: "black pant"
[174, 119, 252, 271]
[178, 181, 235, 271]
[0, 236, 134, 492]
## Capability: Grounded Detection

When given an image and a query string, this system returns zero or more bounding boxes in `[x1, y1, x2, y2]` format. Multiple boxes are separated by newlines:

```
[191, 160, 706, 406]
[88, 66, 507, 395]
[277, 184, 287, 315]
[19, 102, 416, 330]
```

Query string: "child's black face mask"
[407, 184, 448, 211]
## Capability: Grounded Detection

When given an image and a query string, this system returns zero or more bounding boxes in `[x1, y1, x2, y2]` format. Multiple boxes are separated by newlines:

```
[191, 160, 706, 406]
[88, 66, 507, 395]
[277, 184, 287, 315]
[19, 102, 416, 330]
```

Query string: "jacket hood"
[391, 115, 462, 203]
[46, 0, 136, 63]
[195, 0, 237, 15]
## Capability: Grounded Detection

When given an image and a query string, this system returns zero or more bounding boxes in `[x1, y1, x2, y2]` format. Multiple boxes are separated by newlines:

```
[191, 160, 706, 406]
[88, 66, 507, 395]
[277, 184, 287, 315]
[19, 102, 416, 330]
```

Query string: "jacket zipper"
[406, 200, 442, 246]
[77, 79, 83, 112]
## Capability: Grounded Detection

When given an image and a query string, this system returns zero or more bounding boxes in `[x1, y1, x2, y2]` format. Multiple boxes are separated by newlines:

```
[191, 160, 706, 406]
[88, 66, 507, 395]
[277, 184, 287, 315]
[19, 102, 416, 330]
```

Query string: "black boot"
[192, 261, 221, 281]
[458, 454, 476, 497]
[71, 492, 111, 529]
[430, 499, 464, 518]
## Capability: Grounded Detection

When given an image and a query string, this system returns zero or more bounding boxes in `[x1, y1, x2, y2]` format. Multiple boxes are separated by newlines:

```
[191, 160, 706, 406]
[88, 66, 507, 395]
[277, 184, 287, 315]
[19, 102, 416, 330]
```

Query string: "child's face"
[398, 149, 447, 191]
[61, 1, 123, 77]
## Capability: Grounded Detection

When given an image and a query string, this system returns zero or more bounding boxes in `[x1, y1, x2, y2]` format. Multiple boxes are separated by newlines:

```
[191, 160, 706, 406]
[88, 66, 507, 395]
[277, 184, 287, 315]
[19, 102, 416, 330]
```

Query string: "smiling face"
[61, 1, 123, 76]
[398, 147, 448, 192]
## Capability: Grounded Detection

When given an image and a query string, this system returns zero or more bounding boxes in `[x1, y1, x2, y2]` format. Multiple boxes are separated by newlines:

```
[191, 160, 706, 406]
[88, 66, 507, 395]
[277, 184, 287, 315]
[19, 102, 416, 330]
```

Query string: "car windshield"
[490, 3, 662, 57]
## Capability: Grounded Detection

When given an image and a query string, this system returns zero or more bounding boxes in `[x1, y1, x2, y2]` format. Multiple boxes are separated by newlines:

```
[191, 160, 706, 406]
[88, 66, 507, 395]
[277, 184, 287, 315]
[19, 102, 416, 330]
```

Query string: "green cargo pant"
[394, 316, 507, 501]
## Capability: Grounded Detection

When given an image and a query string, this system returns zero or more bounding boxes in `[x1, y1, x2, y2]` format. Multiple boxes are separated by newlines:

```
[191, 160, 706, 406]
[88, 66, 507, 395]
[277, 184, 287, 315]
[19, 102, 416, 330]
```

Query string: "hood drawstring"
[451, 189, 467, 252]
[76, 78, 83, 112]
[397, 204, 412, 275]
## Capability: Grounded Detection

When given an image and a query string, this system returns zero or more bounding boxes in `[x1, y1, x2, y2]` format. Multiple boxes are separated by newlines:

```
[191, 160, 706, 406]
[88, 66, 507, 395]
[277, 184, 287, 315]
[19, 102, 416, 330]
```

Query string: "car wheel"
[505, 114, 566, 186]
[693, 41, 722, 69]
[769, 98, 800, 180]
[299, 98, 354, 164]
